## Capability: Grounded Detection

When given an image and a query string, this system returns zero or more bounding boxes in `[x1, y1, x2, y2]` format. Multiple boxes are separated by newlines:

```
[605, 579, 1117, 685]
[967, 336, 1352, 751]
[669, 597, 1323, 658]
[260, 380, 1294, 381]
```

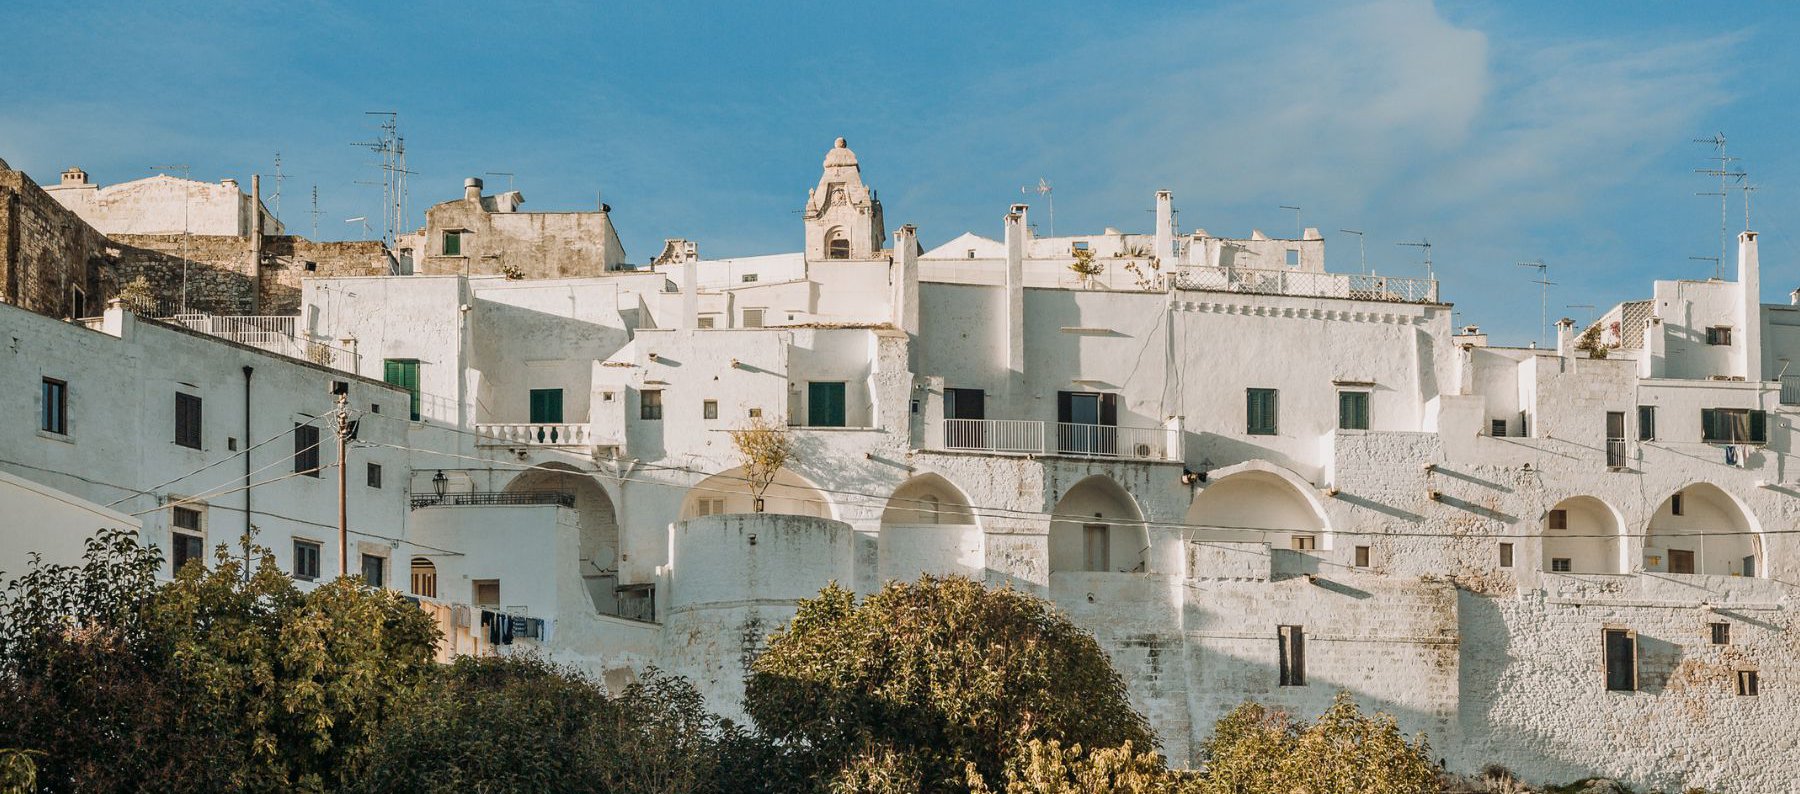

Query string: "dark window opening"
[1737, 670, 1759, 696]
[529, 388, 564, 424]
[1499, 542, 1514, 568]
[41, 378, 68, 435]
[1247, 388, 1278, 435]
[294, 423, 321, 477]
[1638, 405, 1657, 441]
[808, 381, 847, 427]
[1706, 326, 1732, 346]
[640, 390, 663, 421]
[361, 554, 385, 588]
[293, 540, 321, 580]
[1701, 408, 1766, 444]
[1669, 548, 1696, 574]
[175, 392, 202, 449]
[367, 462, 383, 489]
[1711, 622, 1731, 645]
[1604, 628, 1637, 692]
[443, 231, 462, 256]
[1354, 545, 1370, 567]
[1278, 625, 1307, 687]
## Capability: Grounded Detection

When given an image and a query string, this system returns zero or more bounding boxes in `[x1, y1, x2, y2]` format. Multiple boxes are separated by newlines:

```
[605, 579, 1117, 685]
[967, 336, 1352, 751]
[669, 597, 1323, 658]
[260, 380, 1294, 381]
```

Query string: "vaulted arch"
[1541, 495, 1623, 574]
[1049, 475, 1147, 574]
[504, 463, 621, 611]
[679, 466, 833, 521]
[879, 472, 982, 581]
[1185, 467, 1329, 550]
[1645, 484, 1761, 577]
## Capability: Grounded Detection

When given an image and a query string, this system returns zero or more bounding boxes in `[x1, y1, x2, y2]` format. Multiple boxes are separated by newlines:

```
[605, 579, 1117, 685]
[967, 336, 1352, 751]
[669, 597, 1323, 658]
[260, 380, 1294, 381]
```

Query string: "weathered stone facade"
[111, 234, 392, 315]
[0, 168, 112, 319]
[412, 177, 627, 278]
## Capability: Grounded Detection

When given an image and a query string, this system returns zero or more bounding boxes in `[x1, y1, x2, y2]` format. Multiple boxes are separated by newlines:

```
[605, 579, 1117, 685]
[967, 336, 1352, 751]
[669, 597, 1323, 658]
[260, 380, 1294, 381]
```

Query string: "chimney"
[464, 177, 483, 202]
[1010, 203, 1030, 243]
[680, 258, 699, 331]
[1555, 317, 1575, 357]
[892, 225, 920, 340]
[1154, 190, 1173, 264]
[250, 175, 263, 314]
[1739, 230, 1762, 381]
[1004, 210, 1026, 382]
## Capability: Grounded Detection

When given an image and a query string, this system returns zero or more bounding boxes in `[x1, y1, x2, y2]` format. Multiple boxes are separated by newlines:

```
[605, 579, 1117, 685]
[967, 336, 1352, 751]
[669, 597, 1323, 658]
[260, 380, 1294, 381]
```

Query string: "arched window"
[826, 230, 850, 260]
[410, 556, 438, 598]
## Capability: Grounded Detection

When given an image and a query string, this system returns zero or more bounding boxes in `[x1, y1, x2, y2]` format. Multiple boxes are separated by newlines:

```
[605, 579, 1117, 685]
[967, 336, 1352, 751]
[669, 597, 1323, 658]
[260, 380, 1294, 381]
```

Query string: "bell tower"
[803, 137, 885, 261]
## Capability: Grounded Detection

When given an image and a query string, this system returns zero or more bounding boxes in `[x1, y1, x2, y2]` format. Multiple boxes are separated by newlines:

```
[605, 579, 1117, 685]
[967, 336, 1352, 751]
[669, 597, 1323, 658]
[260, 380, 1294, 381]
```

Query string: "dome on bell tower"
[823, 137, 858, 169]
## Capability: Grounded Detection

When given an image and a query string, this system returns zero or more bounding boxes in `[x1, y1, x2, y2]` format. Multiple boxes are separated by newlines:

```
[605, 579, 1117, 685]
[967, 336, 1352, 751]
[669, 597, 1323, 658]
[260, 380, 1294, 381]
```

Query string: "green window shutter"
[384, 359, 421, 421]
[808, 382, 846, 427]
[1338, 391, 1369, 430]
[529, 389, 564, 424]
[1248, 389, 1278, 435]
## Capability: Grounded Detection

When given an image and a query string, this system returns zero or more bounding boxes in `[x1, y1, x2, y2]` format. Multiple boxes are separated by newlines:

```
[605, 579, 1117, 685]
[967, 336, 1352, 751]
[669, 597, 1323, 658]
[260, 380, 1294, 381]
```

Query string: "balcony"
[938, 418, 1175, 461]
[411, 490, 576, 510]
[1782, 375, 1800, 405]
[1170, 266, 1437, 304]
[163, 313, 360, 371]
[475, 422, 601, 448]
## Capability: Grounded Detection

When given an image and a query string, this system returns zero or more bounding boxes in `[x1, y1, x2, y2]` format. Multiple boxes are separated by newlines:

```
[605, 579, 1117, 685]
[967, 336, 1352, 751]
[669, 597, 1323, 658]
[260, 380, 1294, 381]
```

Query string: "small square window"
[293, 540, 321, 581]
[443, 230, 463, 256]
[741, 273, 759, 283]
[697, 315, 716, 329]
[304, 261, 317, 272]
[1246, 388, 1279, 435]
[371, 403, 381, 414]
[1711, 622, 1731, 645]
[1737, 669, 1759, 696]
[1353, 545, 1370, 567]
[1491, 419, 1508, 437]
[703, 399, 718, 420]
[1551, 558, 1573, 572]
[1285, 249, 1300, 267]
[1071, 241, 1090, 253]
[743, 308, 765, 328]
[1548, 509, 1568, 530]
[1706, 326, 1732, 346]
[1499, 542, 1514, 568]
[748, 407, 763, 418]
[640, 390, 664, 421]
[473, 579, 501, 606]
[1671, 493, 1684, 516]
[1338, 390, 1370, 431]
[966, 249, 977, 259]
[367, 462, 383, 489]
[1290, 535, 1317, 551]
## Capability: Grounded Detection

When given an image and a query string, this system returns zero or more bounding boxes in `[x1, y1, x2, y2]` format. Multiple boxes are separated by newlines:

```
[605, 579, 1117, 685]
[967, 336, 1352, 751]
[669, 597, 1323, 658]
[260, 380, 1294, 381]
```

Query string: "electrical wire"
[107, 419, 314, 507]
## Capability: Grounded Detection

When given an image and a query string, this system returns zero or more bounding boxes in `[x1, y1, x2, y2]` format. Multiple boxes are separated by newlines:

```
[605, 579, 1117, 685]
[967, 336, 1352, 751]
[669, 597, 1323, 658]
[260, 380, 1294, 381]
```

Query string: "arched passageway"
[1049, 476, 1147, 574]
[1645, 484, 1760, 577]
[1542, 496, 1623, 574]
[879, 472, 982, 581]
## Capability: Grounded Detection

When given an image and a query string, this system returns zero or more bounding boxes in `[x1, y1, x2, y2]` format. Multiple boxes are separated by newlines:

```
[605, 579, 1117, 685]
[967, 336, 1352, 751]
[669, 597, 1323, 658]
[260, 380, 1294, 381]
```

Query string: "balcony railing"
[939, 419, 1171, 461]
[159, 313, 359, 372]
[1782, 376, 1800, 405]
[411, 490, 576, 510]
[476, 422, 598, 447]
[1170, 266, 1437, 304]
[944, 418, 1045, 454]
[1054, 422, 1169, 459]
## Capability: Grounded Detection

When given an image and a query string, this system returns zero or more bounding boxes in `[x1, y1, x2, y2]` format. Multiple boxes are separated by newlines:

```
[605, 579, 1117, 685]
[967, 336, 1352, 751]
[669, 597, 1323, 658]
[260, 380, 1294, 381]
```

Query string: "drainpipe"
[243, 365, 254, 581]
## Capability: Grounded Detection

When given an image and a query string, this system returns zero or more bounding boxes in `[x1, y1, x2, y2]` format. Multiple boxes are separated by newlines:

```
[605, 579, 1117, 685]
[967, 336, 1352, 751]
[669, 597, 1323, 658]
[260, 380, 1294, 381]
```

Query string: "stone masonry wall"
[110, 234, 391, 315]
[0, 169, 112, 318]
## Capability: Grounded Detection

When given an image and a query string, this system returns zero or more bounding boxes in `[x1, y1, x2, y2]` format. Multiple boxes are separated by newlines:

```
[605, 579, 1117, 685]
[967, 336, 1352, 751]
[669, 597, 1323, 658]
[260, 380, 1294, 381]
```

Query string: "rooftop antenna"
[271, 152, 286, 224]
[1694, 133, 1744, 279]
[352, 112, 412, 245]
[149, 163, 192, 314]
[1339, 229, 1366, 274]
[309, 184, 322, 240]
[1738, 180, 1758, 231]
[1517, 259, 1554, 348]
[1397, 238, 1434, 280]
[1280, 205, 1301, 237]
[486, 171, 516, 192]
[1021, 178, 1054, 236]
[1565, 303, 1597, 329]
[345, 216, 370, 241]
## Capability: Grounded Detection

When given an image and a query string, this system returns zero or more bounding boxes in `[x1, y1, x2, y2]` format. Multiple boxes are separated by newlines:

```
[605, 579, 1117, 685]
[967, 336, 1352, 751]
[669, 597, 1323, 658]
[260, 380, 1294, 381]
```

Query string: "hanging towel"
[500, 614, 515, 645]
[1725, 445, 1738, 467]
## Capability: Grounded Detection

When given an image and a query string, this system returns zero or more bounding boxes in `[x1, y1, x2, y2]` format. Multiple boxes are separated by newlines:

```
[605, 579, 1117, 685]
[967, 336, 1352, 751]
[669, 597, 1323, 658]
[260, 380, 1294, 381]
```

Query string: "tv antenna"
[345, 216, 371, 241]
[271, 152, 287, 224]
[149, 163, 192, 314]
[1738, 181, 1758, 231]
[486, 171, 516, 192]
[1517, 259, 1554, 348]
[1339, 229, 1366, 274]
[351, 111, 412, 245]
[309, 184, 323, 240]
[1565, 303, 1597, 329]
[1021, 178, 1054, 237]
[1693, 133, 1745, 279]
[1280, 205, 1301, 237]
[1396, 238, 1434, 280]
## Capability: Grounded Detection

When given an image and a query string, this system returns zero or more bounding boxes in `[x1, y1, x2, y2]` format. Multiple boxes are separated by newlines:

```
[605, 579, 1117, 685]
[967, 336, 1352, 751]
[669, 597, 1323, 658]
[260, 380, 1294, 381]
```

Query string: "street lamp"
[432, 470, 448, 502]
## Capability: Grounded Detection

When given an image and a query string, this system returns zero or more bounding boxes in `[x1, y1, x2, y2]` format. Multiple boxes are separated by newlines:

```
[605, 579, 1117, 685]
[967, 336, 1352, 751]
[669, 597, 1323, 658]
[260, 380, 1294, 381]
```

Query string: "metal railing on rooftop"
[1170, 266, 1437, 304]
[411, 491, 577, 510]
[939, 418, 1172, 461]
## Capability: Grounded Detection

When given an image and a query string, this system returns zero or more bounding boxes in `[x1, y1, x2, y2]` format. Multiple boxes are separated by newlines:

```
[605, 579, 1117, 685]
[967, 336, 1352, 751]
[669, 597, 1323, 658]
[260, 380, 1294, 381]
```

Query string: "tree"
[1068, 248, 1104, 284]
[743, 576, 1154, 792]
[729, 415, 794, 513]
[0, 531, 439, 792]
[353, 656, 735, 794]
[966, 739, 1193, 794]
[1197, 692, 1437, 794]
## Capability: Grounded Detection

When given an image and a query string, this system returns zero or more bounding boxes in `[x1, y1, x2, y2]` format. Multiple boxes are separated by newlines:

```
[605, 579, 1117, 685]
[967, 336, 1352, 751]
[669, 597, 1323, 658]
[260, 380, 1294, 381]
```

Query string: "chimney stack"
[464, 177, 483, 202]
[892, 225, 920, 341]
[1555, 318, 1575, 357]
[1154, 190, 1173, 264]
[1004, 210, 1026, 383]
[250, 175, 263, 314]
[1739, 230, 1762, 381]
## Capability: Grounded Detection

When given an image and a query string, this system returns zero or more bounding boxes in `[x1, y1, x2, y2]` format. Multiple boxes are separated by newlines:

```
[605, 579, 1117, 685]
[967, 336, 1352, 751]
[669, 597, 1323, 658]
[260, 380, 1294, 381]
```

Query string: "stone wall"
[0, 168, 112, 318]
[110, 233, 392, 315]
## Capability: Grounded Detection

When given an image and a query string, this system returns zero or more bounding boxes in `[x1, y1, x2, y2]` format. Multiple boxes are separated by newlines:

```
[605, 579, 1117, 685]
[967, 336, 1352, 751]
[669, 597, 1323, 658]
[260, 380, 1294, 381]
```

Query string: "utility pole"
[334, 390, 351, 578]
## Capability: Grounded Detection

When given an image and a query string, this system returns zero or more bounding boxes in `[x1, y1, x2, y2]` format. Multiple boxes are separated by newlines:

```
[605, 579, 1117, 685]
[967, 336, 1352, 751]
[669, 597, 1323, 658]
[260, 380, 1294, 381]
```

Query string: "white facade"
[7, 138, 1800, 790]
[44, 168, 283, 236]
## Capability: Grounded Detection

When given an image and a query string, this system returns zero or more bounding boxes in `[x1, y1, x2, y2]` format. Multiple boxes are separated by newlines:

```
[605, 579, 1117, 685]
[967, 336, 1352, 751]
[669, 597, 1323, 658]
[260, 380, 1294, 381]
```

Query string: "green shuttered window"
[1247, 388, 1278, 435]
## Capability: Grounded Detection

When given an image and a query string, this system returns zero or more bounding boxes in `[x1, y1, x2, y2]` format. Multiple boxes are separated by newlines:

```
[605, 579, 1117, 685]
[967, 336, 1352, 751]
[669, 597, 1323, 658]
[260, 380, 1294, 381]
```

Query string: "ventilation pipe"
[1739, 230, 1761, 382]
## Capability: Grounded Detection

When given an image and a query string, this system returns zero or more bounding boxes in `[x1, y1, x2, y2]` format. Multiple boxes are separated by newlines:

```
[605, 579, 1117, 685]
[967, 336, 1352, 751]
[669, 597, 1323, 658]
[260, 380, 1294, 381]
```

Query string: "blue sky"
[2, 0, 1796, 344]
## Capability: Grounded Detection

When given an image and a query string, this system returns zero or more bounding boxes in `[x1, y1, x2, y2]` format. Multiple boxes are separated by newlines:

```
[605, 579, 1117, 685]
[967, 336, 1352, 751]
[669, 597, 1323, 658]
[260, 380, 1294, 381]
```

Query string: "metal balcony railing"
[476, 422, 598, 447]
[943, 418, 1045, 453]
[939, 419, 1170, 461]
[1170, 266, 1438, 304]
[410, 491, 577, 510]
[1782, 376, 1800, 405]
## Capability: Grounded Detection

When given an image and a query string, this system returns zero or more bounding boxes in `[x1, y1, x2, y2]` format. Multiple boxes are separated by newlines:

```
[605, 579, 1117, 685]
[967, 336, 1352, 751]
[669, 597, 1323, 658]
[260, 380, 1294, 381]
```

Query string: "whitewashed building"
[44, 167, 283, 237]
[4, 137, 1797, 790]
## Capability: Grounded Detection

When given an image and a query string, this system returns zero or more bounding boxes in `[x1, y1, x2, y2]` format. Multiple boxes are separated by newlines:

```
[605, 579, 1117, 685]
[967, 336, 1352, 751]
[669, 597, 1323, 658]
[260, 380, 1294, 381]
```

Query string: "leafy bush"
[744, 575, 1154, 792]
[1197, 692, 1437, 794]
